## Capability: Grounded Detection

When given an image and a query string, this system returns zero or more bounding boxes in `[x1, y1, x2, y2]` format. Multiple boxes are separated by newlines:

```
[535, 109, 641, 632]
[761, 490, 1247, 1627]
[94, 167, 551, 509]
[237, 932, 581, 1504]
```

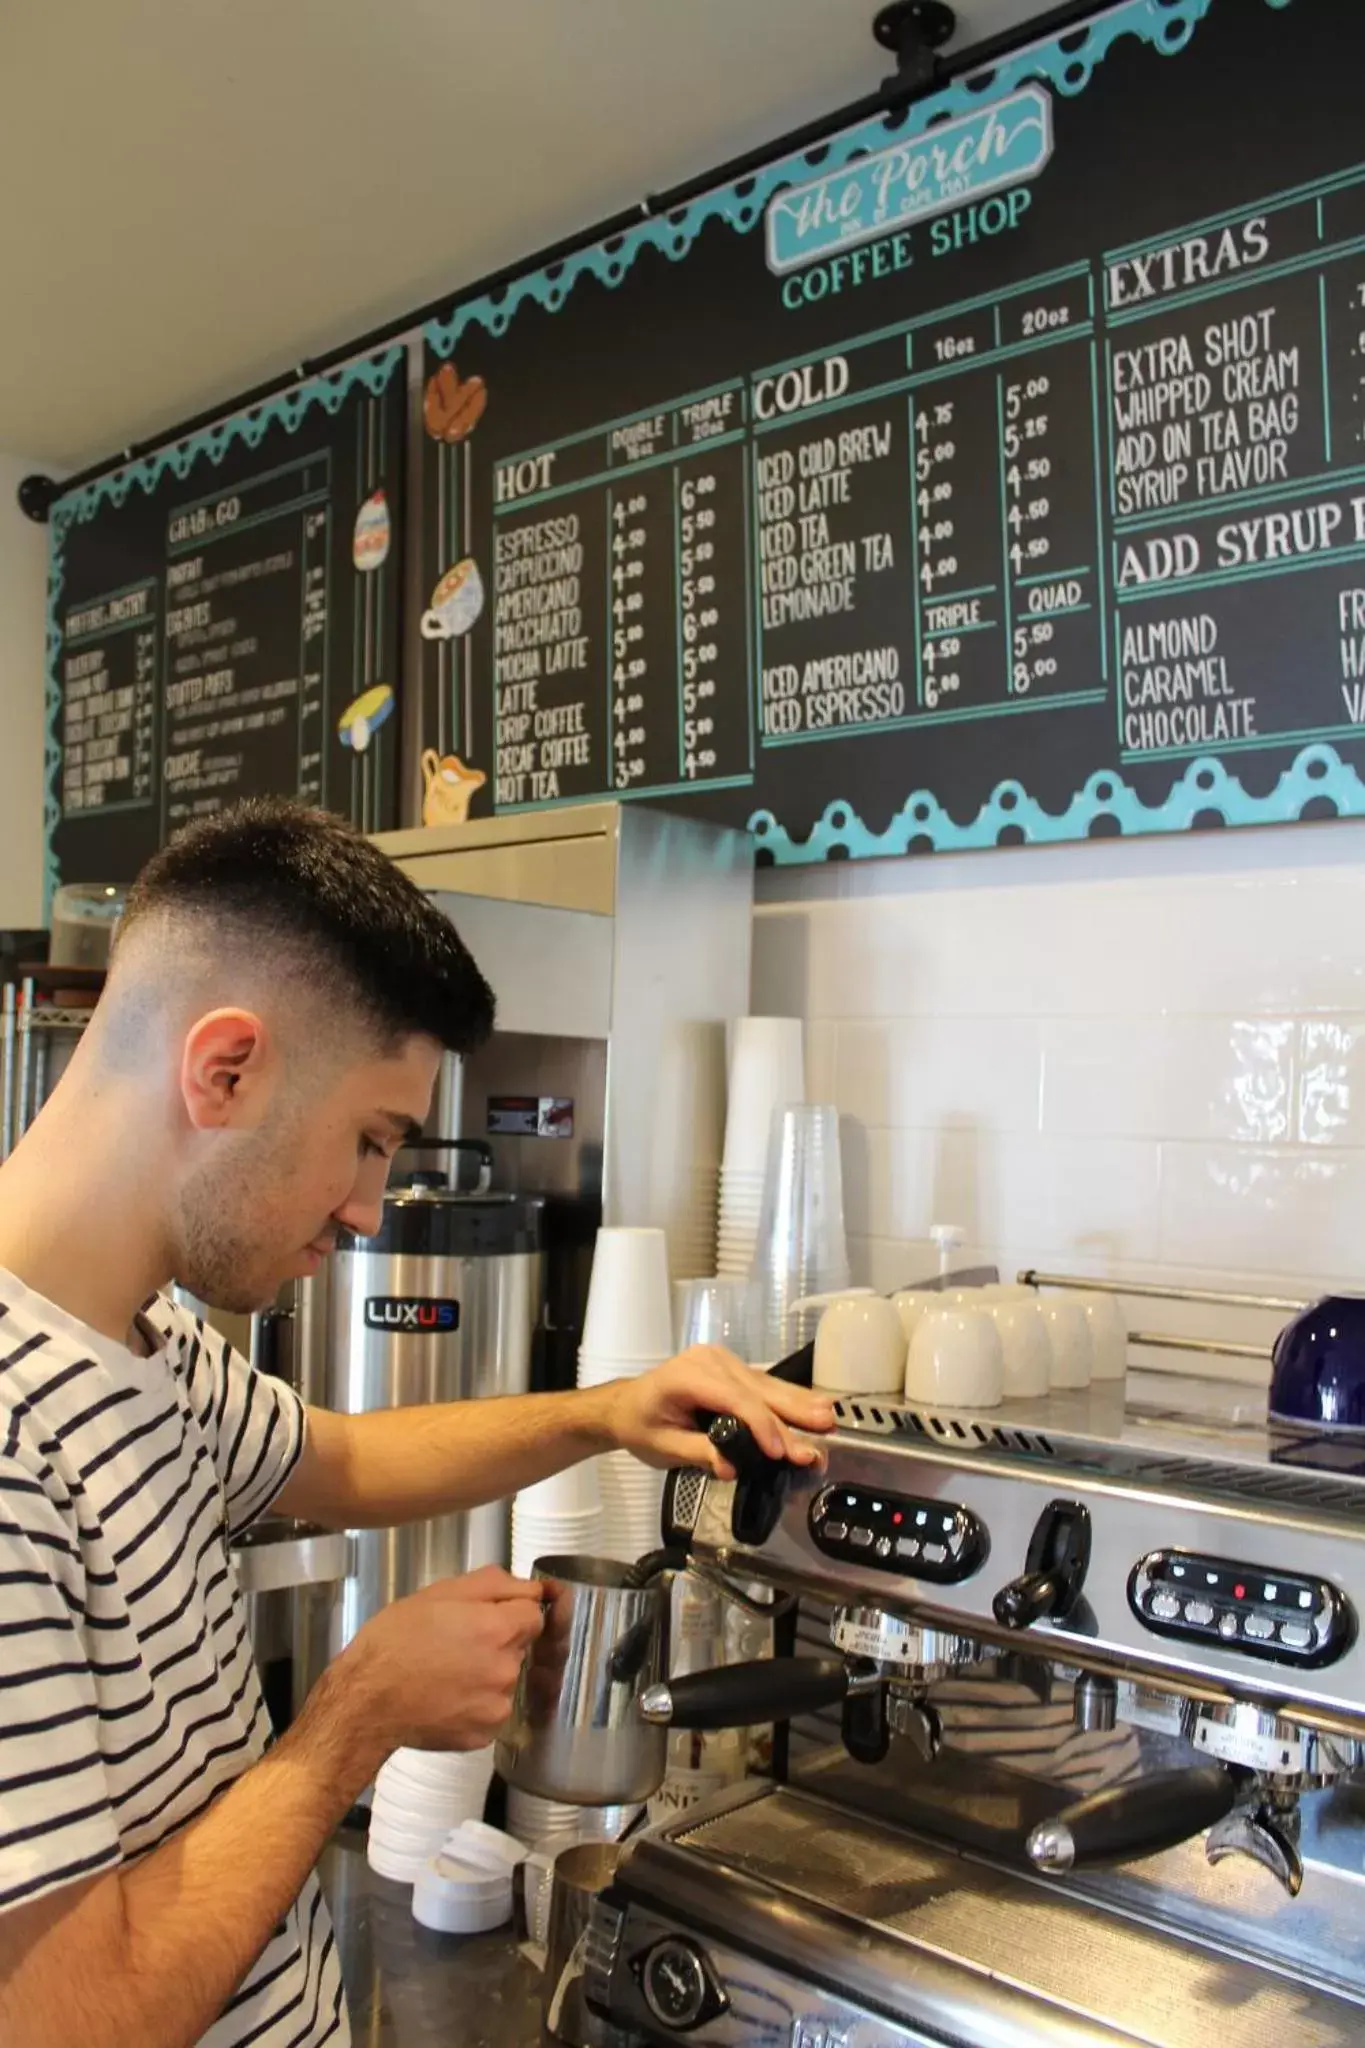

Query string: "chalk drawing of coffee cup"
[421, 558, 484, 641]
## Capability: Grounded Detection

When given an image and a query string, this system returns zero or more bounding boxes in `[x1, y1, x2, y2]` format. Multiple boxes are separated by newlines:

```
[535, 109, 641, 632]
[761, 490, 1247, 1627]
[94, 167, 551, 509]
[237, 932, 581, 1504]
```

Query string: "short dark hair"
[119, 799, 495, 1053]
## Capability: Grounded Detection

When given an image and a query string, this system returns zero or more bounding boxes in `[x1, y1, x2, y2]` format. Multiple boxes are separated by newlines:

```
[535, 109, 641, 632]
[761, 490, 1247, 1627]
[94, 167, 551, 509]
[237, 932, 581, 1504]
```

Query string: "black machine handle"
[692, 1347, 819, 1547]
[395, 1137, 494, 1192]
[994, 1501, 1092, 1630]
[1026, 1765, 1241, 1875]
[641, 1656, 852, 1730]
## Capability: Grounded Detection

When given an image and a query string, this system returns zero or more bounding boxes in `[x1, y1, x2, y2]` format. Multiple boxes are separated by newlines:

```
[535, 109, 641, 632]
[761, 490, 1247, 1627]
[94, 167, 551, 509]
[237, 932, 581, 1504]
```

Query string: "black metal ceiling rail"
[24, 0, 1114, 519]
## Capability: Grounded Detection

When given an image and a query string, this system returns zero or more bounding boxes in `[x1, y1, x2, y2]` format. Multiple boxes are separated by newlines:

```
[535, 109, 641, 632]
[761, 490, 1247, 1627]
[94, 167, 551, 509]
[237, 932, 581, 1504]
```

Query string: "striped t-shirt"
[0, 1267, 347, 2048]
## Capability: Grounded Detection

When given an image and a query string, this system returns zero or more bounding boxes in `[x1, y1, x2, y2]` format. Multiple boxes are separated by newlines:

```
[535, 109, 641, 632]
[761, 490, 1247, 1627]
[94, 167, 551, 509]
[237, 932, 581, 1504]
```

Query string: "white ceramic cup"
[1074, 1291, 1128, 1381]
[988, 1297, 1052, 1399]
[813, 1294, 906, 1394]
[891, 1289, 941, 1349]
[1042, 1299, 1094, 1389]
[904, 1309, 1005, 1409]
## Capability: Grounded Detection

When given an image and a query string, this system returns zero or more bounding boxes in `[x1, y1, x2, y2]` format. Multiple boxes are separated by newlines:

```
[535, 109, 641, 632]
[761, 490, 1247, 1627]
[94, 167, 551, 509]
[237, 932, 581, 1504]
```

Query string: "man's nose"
[334, 1185, 385, 1239]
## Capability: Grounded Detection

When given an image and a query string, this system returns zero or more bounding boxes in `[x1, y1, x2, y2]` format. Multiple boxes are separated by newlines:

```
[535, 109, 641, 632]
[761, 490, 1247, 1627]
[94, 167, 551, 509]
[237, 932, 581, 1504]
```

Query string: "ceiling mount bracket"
[18, 474, 57, 525]
[873, 0, 956, 92]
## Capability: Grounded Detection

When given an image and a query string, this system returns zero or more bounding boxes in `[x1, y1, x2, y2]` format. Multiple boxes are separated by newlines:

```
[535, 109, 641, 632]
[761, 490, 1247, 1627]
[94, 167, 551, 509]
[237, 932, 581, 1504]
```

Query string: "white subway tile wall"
[751, 822, 1365, 1380]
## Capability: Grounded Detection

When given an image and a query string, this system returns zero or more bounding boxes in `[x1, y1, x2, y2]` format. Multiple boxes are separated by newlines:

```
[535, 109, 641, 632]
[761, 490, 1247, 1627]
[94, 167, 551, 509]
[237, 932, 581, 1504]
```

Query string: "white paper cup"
[1074, 1291, 1128, 1381]
[581, 1227, 674, 1360]
[379, 1746, 495, 1792]
[813, 1295, 906, 1394]
[905, 1309, 1005, 1409]
[987, 1297, 1052, 1399]
[723, 1018, 805, 1176]
[516, 1463, 602, 1516]
[1042, 1299, 1094, 1389]
[367, 1835, 426, 1884]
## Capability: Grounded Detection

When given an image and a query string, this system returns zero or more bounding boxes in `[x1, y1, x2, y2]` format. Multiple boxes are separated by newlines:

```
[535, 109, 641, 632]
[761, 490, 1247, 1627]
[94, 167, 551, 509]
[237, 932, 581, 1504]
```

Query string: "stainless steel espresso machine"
[587, 1309, 1365, 2044]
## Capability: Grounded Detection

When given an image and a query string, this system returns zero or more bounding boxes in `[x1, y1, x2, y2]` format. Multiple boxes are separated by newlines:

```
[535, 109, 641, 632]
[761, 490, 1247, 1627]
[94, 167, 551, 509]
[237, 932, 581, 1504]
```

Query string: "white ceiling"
[2, 0, 1043, 473]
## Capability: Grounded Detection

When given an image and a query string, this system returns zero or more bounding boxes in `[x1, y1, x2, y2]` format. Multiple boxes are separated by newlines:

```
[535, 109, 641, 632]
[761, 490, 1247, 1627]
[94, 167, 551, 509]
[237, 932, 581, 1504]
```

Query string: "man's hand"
[603, 1346, 835, 1475]
[0, 1565, 545, 2048]
[341, 1564, 545, 1755]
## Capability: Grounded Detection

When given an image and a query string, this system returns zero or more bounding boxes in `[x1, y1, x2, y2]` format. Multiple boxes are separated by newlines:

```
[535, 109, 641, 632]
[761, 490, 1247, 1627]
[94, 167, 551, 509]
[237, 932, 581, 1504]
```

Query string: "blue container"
[1270, 1296, 1365, 1433]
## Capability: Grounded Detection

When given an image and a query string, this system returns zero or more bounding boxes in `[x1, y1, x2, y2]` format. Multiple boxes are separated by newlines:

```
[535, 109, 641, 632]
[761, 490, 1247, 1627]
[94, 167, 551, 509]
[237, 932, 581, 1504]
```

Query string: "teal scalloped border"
[747, 745, 1364, 862]
[44, 347, 405, 910]
[426, 0, 1226, 360]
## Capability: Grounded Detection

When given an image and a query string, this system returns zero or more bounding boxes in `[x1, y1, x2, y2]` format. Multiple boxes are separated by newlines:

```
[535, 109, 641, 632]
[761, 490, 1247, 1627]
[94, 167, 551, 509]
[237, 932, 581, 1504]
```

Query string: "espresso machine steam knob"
[994, 1500, 1092, 1630]
[707, 1416, 791, 1546]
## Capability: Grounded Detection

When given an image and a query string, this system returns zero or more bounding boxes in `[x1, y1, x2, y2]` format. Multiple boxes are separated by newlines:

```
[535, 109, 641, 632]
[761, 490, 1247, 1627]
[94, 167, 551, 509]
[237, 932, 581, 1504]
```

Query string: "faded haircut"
[116, 799, 495, 1053]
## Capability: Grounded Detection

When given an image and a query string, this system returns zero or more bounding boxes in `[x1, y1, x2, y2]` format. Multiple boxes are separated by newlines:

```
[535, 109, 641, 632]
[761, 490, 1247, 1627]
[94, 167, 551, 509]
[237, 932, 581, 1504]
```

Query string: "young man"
[0, 801, 831, 2048]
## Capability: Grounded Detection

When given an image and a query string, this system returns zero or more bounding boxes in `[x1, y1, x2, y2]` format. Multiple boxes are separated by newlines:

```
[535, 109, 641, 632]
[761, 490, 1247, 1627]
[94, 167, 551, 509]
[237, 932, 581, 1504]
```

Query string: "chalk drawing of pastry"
[352, 488, 392, 571]
[339, 683, 395, 754]
[421, 749, 486, 827]
[420, 558, 485, 640]
[423, 362, 488, 443]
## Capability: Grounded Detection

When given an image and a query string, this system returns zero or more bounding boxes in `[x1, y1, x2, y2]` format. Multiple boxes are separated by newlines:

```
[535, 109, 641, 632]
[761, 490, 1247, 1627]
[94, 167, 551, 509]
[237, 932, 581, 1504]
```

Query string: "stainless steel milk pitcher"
[495, 1555, 671, 1806]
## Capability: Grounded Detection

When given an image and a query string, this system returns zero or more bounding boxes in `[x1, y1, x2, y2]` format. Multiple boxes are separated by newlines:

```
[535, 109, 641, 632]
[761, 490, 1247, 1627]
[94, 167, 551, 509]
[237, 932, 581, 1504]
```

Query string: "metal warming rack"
[1017, 1268, 1307, 1372]
[0, 967, 104, 1161]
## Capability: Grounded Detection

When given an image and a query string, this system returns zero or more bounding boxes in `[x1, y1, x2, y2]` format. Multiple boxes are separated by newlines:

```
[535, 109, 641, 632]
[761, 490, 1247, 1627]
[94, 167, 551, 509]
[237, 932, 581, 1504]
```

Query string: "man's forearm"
[281, 1385, 620, 1530]
[0, 1655, 387, 2048]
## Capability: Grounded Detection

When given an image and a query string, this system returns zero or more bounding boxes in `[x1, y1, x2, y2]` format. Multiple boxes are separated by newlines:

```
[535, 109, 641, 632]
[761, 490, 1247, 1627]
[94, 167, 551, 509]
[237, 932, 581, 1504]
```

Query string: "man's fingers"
[440, 1566, 546, 1603]
[751, 1377, 837, 1433]
[504, 1597, 546, 1645]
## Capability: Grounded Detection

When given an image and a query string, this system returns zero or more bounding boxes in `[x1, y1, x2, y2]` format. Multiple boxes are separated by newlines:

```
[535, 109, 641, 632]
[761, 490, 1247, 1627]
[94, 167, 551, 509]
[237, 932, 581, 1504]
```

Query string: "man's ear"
[180, 1009, 272, 1131]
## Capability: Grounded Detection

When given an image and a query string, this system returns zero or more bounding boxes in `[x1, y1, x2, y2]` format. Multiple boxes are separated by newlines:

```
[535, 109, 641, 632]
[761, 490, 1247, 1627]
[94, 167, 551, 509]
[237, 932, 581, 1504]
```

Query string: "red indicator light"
[892, 1512, 903, 1526]
[1234, 1584, 1246, 1600]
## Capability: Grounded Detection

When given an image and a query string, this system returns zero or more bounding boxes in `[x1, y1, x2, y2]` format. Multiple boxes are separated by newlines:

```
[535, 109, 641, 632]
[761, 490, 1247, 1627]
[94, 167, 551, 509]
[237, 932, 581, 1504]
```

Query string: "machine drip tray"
[649, 1786, 1365, 2046]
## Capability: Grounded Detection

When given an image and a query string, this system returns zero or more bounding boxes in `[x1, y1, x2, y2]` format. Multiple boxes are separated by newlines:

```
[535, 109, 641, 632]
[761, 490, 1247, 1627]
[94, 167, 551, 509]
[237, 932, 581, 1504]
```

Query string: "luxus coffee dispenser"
[290, 802, 752, 1711]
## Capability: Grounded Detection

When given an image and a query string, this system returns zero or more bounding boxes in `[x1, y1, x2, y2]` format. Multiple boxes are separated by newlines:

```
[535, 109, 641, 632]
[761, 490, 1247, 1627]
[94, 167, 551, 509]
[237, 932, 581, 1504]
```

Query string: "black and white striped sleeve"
[0, 1460, 119, 1915]
[178, 1323, 306, 1538]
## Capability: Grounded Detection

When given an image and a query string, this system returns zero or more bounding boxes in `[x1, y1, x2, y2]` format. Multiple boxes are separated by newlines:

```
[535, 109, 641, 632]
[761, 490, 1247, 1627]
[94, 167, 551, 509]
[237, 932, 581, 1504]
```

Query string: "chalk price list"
[491, 402, 752, 808]
[1106, 181, 1365, 760]
[756, 394, 912, 742]
[60, 581, 159, 816]
[161, 458, 331, 831]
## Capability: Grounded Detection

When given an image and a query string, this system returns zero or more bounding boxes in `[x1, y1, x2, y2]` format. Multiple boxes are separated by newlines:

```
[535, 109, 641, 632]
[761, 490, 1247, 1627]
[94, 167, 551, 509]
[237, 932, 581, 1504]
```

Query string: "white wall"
[0, 453, 51, 928]
[752, 820, 1365, 1376]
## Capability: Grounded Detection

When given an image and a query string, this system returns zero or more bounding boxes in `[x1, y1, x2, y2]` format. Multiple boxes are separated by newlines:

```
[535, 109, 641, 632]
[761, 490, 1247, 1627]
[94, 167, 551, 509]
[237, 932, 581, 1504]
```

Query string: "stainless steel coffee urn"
[292, 1147, 545, 1712]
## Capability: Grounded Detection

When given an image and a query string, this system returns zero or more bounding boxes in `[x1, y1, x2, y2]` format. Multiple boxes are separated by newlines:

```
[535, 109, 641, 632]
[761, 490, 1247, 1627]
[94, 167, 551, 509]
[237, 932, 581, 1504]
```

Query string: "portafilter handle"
[639, 1656, 862, 1730]
[1026, 1764, 1243, 1875]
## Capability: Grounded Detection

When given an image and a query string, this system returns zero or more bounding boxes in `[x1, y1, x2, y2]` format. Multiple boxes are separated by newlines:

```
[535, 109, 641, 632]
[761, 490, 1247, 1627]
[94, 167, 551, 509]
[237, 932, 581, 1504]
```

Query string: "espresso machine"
[586, 1282, 1365, 2045]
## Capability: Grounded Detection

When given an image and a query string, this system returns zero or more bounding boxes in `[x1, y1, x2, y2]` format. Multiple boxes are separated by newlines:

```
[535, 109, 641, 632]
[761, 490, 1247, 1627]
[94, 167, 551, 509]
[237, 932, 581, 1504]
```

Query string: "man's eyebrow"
[380, 1112, 425, 1148]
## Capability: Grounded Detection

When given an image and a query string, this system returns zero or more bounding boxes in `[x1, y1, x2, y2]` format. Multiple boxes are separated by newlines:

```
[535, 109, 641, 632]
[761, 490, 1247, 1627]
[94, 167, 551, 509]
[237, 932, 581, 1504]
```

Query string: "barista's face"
[175, 1030, 443, 1313]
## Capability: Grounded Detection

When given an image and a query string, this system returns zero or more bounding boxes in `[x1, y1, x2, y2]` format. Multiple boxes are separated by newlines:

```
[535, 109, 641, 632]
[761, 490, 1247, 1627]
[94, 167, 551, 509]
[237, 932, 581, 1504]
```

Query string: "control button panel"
[810, 1487, 987, 1583]
[1130, 1549, 1354, 1668]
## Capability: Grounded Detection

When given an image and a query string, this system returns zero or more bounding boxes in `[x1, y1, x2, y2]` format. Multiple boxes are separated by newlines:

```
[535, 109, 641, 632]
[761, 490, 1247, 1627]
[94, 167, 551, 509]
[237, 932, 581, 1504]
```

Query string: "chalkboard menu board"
[47, 349, 405, 889]
[417, 0, 1365, 861]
